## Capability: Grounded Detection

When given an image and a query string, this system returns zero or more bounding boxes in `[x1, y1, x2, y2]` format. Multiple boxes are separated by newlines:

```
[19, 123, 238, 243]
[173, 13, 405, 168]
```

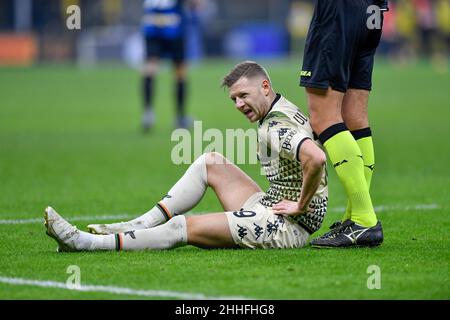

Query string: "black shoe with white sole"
[310, 220, 383, 248]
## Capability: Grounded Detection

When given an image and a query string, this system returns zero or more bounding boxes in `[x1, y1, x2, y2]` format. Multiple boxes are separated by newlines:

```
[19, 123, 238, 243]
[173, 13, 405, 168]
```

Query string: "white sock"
[117, 215, 187, 250]
[127, 154, 208, 228]
[126, 207, 167, 229]
[76, 231, 116, 251]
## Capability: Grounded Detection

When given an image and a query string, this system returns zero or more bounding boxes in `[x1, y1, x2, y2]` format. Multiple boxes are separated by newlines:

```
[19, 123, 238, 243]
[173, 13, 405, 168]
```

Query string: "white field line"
[0, 276, 250, 300]
[0, 203, 441, 225]
[0, 214, 133, 225]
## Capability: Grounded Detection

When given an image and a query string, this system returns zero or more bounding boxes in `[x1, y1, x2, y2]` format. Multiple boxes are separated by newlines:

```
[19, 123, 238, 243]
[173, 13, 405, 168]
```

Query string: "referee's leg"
[341, 89, 376, 222]
[305, 86, 377, 228]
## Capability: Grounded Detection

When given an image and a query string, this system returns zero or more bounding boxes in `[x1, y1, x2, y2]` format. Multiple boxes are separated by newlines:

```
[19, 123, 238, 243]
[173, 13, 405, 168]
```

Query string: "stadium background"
[0, 0, 449, 300]
[1, 0, 449, 66]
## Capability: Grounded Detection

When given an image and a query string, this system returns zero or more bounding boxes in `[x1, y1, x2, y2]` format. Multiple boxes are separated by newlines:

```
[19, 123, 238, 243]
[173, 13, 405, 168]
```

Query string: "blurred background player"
[141, 0, 198, 131]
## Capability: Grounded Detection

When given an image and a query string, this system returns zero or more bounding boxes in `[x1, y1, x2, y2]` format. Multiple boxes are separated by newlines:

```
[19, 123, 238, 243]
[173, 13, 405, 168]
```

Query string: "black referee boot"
[310, 220, 383, 248]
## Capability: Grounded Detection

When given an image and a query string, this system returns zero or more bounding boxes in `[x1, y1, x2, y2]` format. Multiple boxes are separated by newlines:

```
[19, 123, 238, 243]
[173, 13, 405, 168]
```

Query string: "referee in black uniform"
[300, 0, 388, 248]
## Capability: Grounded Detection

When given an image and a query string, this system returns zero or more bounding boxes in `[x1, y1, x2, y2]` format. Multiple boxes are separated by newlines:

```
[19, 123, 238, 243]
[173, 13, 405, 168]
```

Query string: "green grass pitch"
[0, 59, 449, 299]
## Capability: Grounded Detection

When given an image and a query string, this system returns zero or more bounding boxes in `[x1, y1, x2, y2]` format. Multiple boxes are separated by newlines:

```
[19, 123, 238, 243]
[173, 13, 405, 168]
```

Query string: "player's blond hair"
[221, 61, 271, 88]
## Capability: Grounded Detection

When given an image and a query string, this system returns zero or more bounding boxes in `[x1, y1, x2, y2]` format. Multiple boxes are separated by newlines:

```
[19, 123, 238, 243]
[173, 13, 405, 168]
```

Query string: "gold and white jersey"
[257, 94, 328, 234]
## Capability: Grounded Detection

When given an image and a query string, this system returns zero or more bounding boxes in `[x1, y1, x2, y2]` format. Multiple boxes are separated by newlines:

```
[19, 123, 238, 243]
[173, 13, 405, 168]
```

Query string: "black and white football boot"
[310, 220, 383, 248]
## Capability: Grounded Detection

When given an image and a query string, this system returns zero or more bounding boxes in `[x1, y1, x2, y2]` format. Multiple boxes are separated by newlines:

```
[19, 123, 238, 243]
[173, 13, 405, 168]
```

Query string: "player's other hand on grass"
[272, 200, 306, 217]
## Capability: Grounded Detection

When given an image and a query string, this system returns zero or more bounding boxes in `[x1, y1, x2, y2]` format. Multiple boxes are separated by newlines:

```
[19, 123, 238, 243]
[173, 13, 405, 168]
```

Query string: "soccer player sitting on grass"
[44, 61, 329, 252]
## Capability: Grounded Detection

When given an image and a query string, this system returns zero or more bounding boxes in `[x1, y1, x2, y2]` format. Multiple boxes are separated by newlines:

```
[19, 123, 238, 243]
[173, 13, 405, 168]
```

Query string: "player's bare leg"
[174, 61, 191, 128]
[186, 213, 237, 248]
[342, 89, 370, 130]
[87, 152, 262, 234]
[204, 152, 262, 211]
[306, 87, 344, 134]
[142, 57, 159, 132]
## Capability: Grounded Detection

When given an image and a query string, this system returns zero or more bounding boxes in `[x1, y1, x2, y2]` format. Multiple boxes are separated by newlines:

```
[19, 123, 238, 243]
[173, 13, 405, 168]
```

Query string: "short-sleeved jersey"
[142, 0, 186, 39]
[257, 94, 328, 234]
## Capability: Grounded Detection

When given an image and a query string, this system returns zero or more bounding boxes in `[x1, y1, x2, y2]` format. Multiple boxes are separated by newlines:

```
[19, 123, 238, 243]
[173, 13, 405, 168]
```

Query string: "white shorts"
[225, 192, 310, 249]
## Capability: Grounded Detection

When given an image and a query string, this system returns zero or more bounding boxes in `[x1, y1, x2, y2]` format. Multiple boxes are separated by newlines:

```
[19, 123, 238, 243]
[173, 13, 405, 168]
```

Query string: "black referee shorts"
[300, 0, 384, 92]
[145, 35, 185, 64]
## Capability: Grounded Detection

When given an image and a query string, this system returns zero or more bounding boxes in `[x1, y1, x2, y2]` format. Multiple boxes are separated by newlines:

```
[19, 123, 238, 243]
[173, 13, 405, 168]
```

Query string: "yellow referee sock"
[319, 123, 377, 227]
[343, 128, 375, 221]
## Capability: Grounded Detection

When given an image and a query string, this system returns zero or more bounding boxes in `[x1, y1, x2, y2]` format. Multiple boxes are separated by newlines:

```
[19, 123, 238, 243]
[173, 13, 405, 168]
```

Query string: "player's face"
[228, 77, 270, 123]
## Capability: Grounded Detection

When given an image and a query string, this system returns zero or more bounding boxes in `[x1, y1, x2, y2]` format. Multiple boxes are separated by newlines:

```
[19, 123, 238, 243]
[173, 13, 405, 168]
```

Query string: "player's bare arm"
[272, 139, 326, 217]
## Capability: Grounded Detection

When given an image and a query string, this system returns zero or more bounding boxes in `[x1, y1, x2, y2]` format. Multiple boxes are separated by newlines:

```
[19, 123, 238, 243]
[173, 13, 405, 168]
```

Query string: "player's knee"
[143, 61, 158, 76]
[174, 64, 186, 80]
[167, 215, 186, 231]
[185, 216, 201, 244]
[205, 152, 230, 182]
[156, 215, 187, 248]
[204, 152, 227, 167]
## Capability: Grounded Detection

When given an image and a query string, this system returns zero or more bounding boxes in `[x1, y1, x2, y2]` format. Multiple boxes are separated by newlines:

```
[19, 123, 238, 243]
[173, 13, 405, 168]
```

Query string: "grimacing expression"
[228, 77, 270, 123]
